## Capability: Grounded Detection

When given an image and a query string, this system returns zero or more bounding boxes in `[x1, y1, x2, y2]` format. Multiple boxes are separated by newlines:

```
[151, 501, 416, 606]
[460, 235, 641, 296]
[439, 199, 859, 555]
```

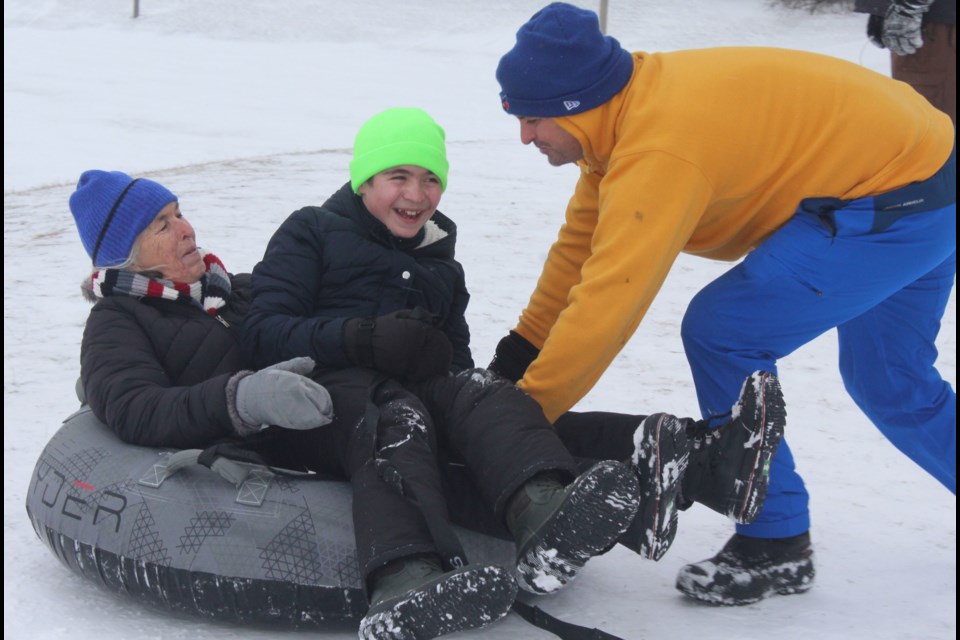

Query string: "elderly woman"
[71, 169, 333, 457]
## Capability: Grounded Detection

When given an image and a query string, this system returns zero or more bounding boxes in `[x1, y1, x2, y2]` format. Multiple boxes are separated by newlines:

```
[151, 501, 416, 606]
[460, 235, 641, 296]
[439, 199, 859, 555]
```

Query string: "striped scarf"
[87, 250, 231, 315]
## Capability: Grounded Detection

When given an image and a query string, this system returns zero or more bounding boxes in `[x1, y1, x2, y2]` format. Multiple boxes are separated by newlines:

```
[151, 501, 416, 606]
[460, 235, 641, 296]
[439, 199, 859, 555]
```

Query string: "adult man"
[490, 2, 956, 605]
[855, 0, 956, 123]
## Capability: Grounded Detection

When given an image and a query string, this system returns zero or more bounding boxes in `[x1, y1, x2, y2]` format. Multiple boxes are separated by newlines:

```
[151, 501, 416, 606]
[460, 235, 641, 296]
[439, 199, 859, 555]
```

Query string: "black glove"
[487, 330, 540, 383]
[342, 308, 453, 382]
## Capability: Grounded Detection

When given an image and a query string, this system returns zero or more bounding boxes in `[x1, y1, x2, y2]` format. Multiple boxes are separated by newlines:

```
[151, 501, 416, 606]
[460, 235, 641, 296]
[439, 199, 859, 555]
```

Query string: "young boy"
[243, 107, 644, 639]
[243, 108, 785, 638]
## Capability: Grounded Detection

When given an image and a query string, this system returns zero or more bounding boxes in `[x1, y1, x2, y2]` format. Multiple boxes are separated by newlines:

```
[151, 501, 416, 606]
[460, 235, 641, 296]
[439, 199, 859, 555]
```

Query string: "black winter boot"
[617, 371, 785, 562]
[619, 413, 689, 561]
[508, 462, 639, 595]
[359, 555, 517, 639]
[676, 532, 815, 605]
[681, 371, 786, 524]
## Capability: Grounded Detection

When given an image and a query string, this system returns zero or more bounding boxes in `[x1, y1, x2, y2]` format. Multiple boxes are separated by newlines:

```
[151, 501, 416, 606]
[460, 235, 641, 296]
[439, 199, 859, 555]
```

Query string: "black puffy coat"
[243, 182, 473, 372]
[80, 273, 252, 449]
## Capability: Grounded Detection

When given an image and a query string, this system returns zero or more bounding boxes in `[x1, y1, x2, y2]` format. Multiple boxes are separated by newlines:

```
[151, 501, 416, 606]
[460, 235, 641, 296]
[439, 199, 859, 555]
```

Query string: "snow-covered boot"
[675, 532, 814, 605]
[681, 371, 786, 524]
[508, 461, 639, 595]
[619, 413, 689, 561]
[618, 371, 786, 561]
[359, 555, 517, 639]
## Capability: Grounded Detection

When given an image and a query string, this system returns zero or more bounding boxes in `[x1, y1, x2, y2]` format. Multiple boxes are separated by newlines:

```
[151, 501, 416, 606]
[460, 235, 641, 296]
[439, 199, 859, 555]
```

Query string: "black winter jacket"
[80, 273, 252, 449]
[243, 182, 473, 372]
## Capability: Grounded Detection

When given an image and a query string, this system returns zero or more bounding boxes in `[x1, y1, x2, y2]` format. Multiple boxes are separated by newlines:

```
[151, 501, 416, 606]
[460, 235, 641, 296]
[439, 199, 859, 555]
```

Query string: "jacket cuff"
[225, 370, 259, 437]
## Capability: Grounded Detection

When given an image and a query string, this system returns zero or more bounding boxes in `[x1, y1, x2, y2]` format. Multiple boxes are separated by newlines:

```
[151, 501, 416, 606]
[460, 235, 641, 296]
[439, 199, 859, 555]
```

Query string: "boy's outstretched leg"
[619, 371, 787, 560]
[359, 555, 517, 639]
[508, 461, 639, 594]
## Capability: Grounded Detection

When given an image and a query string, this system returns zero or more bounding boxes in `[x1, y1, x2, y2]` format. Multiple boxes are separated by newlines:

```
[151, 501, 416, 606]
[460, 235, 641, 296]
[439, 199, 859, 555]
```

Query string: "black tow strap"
[197, 442, 264, 468]
[363, 380, 624, 640]
[373, 456, 469, 570]
[511, 601, 625, 640]
[196, 442, 341, 481]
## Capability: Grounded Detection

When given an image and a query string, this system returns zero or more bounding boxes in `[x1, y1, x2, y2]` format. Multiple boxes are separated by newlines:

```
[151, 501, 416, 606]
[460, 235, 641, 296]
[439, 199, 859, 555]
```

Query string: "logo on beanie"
[502, 98, 510, 111]
[563, 100, 581, 111]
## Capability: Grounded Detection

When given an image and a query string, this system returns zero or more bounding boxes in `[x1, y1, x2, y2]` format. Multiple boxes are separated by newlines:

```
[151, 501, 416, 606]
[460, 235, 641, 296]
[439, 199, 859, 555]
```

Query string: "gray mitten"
[231, 357, 334, 435]
[263, 355, 317, 375]
[883, 0, 934, 55]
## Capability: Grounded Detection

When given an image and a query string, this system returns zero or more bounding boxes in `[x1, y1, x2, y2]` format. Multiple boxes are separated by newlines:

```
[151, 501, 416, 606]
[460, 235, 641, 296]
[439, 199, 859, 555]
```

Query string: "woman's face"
[358, 165, 442, 239]
[133, 201, 206, 283]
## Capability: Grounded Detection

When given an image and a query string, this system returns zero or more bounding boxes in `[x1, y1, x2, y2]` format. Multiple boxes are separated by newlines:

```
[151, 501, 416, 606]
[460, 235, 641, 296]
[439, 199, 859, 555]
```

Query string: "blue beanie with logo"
[69, 170, 177, 267]
[496, 2, 634, 117]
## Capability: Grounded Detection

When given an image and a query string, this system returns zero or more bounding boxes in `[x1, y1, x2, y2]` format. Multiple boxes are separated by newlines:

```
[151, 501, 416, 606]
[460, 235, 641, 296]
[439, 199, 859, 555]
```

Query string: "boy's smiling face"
[358, 165, 442, 238]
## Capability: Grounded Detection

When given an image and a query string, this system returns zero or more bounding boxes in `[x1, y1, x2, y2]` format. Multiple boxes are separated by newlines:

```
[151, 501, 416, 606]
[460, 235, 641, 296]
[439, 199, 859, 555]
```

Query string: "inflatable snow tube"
[25, 408, 515, 628]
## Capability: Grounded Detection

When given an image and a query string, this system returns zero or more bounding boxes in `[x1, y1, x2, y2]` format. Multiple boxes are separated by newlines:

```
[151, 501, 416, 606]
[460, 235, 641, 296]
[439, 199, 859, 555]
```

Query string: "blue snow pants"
[681, 144, 957, 538]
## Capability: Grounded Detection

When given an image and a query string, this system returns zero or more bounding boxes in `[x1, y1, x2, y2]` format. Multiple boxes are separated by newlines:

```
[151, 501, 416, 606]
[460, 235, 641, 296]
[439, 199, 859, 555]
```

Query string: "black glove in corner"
[487, 330, 540, 384]
[342, 308, 453, 382]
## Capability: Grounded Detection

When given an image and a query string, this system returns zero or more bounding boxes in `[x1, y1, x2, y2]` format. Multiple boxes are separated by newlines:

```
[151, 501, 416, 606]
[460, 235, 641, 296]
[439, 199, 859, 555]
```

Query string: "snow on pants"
[681, 144, 957, 538]
[281, 366, 578, 587]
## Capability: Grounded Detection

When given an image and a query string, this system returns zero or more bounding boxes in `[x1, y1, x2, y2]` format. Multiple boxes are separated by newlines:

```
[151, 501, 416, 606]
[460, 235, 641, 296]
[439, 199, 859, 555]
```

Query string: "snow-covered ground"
[4, 1, 955, 638]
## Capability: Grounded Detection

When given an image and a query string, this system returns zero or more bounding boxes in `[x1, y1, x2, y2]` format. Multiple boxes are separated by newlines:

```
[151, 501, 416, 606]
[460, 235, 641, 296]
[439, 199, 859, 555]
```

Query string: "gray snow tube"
[25, 408, 514, 628]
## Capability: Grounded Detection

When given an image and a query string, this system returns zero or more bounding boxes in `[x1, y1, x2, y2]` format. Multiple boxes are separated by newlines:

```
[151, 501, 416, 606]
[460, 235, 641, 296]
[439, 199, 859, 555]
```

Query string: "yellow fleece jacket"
[514, 47, 954, 422]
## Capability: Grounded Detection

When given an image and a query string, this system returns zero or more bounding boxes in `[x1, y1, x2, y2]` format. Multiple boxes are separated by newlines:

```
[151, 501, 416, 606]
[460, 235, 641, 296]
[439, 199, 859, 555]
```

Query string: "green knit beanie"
[349, 107, 449, 193]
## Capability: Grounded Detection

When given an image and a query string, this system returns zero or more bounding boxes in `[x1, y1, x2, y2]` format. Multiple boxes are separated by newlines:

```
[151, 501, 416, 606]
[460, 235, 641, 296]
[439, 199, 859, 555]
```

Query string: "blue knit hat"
[496, 2, 634, 117]
[69, 170, 178, 267]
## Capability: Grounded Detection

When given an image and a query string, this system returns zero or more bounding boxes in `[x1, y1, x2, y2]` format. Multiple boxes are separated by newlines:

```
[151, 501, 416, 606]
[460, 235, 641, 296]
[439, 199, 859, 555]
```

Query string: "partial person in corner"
[856, 0, 955, 123]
